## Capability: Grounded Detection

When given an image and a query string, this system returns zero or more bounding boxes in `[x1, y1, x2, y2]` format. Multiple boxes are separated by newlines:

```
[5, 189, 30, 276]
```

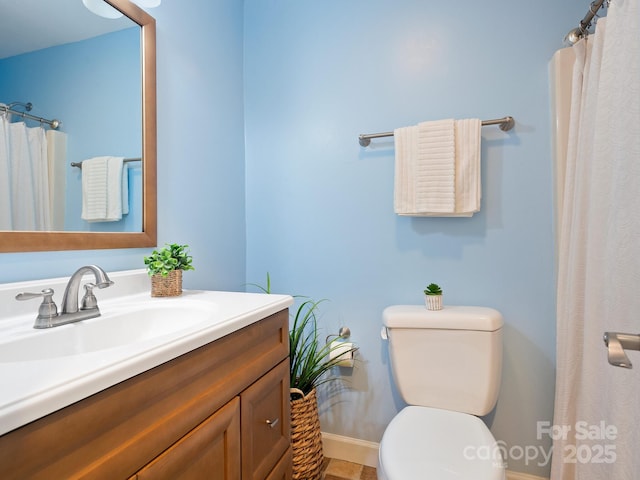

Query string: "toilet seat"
[378, 406, 505, 480]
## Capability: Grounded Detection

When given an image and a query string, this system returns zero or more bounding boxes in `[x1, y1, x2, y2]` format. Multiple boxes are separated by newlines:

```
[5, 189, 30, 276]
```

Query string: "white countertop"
[0, 269, 293, 436]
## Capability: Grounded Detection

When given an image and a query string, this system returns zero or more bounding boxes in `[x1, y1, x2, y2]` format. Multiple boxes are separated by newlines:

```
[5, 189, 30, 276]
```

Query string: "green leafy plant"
[249, 273, 357, 399]
[144, 243, 195, 277]
[424, 283, 443, 295]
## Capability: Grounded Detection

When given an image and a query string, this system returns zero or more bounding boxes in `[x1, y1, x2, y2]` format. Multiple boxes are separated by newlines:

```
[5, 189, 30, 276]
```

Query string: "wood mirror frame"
[1, 0, 156, 253]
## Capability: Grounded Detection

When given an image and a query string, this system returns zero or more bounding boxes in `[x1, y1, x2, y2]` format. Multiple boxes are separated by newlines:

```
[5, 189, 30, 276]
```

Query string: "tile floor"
[321, 457, 377, 480]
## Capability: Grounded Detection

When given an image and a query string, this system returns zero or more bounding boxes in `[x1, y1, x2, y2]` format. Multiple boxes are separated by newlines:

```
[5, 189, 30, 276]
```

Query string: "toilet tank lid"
[383, 305, 503, 331]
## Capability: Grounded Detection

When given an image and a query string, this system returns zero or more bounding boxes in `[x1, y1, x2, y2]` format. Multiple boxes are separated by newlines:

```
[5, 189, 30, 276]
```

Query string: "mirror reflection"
[0, 0, 142, 233]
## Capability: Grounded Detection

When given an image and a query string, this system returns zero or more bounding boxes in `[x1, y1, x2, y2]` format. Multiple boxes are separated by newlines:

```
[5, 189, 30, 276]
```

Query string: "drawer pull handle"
[265, 418, 279, 428]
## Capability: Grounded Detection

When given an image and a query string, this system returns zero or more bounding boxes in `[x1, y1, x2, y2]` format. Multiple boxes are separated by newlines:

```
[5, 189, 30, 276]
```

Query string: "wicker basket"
[290, 388, 324, 480]
[151, 270, 183, 297]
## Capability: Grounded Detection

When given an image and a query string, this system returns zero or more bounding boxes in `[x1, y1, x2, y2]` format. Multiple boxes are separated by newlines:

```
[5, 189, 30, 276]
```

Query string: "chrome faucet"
[16, 265, 114, 329]
[61, 265, 113, 316]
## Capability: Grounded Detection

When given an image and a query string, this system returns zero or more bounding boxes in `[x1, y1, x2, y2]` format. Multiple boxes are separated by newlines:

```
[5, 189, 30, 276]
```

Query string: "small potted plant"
[144, 243, 194, 297]
[424, 283, 443, 311]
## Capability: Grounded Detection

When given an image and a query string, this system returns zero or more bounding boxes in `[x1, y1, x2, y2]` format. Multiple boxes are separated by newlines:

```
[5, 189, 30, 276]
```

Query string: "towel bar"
[71, 158, 142, 169]
[358, 116, 515, 147]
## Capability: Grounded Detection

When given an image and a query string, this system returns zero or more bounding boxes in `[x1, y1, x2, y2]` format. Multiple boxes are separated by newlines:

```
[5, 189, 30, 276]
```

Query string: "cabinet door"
[132, 397, 241, 480]
[241, 359, 291, 480]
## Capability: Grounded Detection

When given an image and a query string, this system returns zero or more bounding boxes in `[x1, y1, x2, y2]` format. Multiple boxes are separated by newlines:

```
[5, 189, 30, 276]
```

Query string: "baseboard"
[321, 432, 549, 480]
[506, 471, 549, 480]
[321, 432, 379, 468]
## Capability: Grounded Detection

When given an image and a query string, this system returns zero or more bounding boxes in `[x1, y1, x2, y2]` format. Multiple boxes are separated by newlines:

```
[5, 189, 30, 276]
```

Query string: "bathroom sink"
[0, 269, 294, 437]
[0, 299, 218, 362]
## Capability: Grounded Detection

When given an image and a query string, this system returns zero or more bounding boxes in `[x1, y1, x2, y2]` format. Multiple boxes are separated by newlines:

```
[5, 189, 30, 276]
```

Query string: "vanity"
[0, 269, 294, 479]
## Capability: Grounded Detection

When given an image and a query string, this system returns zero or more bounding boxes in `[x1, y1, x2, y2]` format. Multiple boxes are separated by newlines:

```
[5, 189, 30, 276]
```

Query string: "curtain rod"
[565, 0, 607, 45]
[358, 116, 514, 147]
[71, 158, 142, 169]
[0, 103, 61, 130]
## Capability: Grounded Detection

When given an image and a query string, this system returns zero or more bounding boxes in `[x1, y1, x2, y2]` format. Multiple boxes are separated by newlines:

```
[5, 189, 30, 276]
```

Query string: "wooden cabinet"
[0, 310, 291, 480]
[131, 397, 241, 480]
[265, 448, 293, 480]
[241, 360, 290, 480]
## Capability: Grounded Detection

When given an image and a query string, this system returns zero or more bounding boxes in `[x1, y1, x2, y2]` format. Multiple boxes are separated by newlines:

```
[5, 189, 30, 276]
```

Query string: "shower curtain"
[551, 0, 639, 479]
[0, 115, 51, 231]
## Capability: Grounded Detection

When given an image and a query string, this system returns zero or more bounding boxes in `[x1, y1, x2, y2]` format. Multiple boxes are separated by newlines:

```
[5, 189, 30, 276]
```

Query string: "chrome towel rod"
[71, 158, 141, 169]
[358, 116, 515, 147]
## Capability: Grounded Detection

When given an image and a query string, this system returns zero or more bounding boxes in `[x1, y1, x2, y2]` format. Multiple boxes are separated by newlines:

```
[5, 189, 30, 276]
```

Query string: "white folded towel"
[393, 125, 418, 214]
[415, 119, 455, 213]
[81, 156, 127, 222]
[121, 163, 129, 215]
[453, 119, 481, 216]
[394, 118, 481, 217]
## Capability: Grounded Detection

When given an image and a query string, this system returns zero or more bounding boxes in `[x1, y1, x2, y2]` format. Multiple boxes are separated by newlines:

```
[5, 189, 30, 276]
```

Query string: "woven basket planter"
[151, 270, 183, 297]
[290, 388, 323, 480]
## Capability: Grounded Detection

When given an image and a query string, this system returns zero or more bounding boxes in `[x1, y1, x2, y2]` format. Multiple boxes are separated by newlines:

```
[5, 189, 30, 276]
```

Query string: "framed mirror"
[0, 0, 156, 252]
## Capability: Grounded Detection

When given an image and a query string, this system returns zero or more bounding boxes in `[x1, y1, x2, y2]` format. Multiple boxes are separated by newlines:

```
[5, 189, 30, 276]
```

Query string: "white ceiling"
[0, 0, 135, 59]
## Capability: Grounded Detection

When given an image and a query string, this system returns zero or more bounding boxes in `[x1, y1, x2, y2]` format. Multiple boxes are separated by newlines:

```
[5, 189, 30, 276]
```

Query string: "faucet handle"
[16, 288, 59, 327]
[81, 283, 98, 310]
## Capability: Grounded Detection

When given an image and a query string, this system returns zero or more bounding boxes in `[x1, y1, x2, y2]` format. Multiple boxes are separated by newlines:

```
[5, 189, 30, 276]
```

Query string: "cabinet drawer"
[241, 359, 291, 480]
[265, 448, 292, 480]
[131, 397, 241, 480]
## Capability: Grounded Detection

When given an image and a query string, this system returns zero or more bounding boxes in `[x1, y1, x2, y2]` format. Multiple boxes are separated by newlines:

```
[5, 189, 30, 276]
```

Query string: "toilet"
[378, 305, 506, 480]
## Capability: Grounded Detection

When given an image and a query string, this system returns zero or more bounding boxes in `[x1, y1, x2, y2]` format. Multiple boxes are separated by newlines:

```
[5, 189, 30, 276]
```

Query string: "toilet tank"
[383, 305, 503, 416]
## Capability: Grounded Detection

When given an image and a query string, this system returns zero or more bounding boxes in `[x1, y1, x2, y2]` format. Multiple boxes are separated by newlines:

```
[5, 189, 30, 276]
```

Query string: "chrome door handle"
[603, 332, 640, 368]
[265, 418, 279, 428]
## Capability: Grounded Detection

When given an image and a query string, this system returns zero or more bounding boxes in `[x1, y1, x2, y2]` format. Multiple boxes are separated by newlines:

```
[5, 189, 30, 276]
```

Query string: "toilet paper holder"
[326, 326, 357, 368]
[326, 326, 351, 343]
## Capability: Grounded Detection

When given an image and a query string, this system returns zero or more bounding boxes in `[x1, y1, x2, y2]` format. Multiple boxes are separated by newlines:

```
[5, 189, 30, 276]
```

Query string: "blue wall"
[1, 1, 588, 477]
[244, 0, 584, 476]
[0, 28, 142, 232]
[0, 0, 246, 292]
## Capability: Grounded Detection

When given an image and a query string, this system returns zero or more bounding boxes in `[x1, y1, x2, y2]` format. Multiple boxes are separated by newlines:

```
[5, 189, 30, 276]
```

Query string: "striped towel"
[394, 118, 481, 217]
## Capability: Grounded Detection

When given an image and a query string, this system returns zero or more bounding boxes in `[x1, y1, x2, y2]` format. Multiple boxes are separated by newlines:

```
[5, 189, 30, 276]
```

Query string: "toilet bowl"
[378, 407, 505, 480]
[378, 305, 505, 480]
